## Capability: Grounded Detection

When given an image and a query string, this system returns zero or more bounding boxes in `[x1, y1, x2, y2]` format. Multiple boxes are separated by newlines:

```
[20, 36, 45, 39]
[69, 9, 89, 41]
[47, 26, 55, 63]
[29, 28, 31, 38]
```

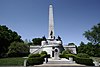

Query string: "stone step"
[47, 61, 75, 64]
[46, 58, 75, 64]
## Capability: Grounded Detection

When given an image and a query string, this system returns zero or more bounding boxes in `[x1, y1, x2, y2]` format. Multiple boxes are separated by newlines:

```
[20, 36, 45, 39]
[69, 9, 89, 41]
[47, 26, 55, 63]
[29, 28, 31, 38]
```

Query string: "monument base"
[44, 58, 75, 64]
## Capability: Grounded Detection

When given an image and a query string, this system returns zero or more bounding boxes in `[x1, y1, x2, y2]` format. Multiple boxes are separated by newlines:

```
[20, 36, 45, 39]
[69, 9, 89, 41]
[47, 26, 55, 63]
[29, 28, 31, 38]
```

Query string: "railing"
[32, 45, 44, 54]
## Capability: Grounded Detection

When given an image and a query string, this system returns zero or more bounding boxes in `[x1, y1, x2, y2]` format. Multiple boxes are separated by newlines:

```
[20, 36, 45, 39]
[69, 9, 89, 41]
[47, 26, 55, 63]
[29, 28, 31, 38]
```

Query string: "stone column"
[48, 5, 54, 39]
[54, 49, 60, 60]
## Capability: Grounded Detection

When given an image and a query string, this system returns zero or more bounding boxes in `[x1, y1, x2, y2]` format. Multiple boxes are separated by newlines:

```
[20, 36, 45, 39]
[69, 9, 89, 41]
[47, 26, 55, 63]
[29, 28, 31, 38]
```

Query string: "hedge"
[77, 53, 90, 58]
[27, 53, 45, 65]
[60, 54, 94, 66]
[27, 57, 44, 65]
[74, 57, 94, 66]
[59, 54, 68, 59]
[41, 51, 47, 55]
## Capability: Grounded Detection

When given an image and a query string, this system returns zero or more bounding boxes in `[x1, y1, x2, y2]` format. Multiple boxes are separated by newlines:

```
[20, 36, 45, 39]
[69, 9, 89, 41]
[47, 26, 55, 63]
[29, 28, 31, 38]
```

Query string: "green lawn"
[0, 57, 26, 66]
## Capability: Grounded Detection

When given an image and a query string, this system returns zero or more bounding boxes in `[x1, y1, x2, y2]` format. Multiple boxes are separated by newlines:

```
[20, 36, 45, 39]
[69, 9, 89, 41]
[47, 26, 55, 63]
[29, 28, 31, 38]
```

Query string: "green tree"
[0, 25, 23, 57]
[68, 43, 75, 46]
[32, 38, 43, 45]
[83, 23, 100, 44]
[7, 42, 29, 57]
[24, 39, 32, 45]
[78, 42, 100, 57]
[78, 42, 86, 53]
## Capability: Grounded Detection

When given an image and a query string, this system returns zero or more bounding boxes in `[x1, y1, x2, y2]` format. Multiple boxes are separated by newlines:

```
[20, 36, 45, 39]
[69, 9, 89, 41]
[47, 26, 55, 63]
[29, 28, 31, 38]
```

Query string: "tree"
[68, 43, 75, 46]
[78, 42, 100, 57]
[32, 38, 43, 45]
[7, 42, 29, 57]
[0, 25, 23, 57]
[24, 39, 32, 45]
[83, 23, 100, 44]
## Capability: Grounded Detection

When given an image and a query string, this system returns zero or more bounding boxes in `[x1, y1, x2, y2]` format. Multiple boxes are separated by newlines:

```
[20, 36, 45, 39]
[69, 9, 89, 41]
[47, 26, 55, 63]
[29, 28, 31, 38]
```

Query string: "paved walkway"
[33, 64, 86, 67]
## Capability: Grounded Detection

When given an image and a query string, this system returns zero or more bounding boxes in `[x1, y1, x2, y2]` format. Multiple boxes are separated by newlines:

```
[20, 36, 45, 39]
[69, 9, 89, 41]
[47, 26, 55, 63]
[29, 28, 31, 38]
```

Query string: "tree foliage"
[7, 42, 29, 57]
[68, 43, 75, 46]
[32, 38, 43, 45]
[0, 25, 23, 57]
[83, 23, 100, 44]
[78, 42, 100, 57]
[77, 53, 89, 58]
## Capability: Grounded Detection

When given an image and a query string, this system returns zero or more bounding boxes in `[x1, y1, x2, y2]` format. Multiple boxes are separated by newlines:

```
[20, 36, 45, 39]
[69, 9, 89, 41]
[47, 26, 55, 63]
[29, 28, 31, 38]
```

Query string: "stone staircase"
[45, 58, 76, 64]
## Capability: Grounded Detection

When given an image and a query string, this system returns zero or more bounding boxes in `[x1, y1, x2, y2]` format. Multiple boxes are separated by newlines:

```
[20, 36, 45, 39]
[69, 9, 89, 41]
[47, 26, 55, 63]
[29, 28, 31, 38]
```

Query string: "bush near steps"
[59, 54, 94, 66]
[27, 52, 48, 66]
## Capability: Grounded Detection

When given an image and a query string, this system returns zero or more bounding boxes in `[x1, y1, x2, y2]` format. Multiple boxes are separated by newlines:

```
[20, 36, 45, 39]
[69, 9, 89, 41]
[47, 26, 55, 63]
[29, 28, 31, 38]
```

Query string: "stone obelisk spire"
[48, 4, 54, 39]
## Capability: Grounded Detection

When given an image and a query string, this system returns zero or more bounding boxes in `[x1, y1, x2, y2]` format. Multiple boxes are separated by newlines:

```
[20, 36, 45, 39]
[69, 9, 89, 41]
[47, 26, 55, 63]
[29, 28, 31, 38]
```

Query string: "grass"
[90, 57, 100, 63]
[0, 57, 26, 66]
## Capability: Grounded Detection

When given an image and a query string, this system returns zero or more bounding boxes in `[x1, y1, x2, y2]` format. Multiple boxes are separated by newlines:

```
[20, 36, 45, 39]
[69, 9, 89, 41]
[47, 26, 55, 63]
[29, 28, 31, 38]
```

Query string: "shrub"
[60, 54, 94, 66]
[62, 50, 71, 55]
[66, 54, 76, 58]
[77, 53, 89, 58]
[40, 51, 50, 58]
[46, 54, 50, 58]
[41, 54, 47, 58]
[59, 54, 68, 59]
[27, 53, 44, 65]
[28, 53, 40, 58]
[27, 57, 44, 65]
[74, 57, 94, 66]
[41, 51, 47, 55]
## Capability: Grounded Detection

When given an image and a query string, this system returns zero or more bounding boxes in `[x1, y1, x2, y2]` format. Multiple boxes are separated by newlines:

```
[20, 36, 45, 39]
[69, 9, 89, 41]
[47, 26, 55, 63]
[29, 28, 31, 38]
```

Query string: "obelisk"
[48, 4, 54, 39]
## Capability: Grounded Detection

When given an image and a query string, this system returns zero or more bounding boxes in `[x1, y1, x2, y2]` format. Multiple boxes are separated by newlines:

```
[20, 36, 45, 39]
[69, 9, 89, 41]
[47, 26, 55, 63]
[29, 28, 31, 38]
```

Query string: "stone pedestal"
[53, 51, 60, 60]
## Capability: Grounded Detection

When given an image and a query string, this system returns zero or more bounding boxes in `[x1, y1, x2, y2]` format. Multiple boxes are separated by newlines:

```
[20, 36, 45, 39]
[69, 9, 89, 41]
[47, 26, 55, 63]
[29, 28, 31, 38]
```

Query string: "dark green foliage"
[77, 53, 89, 58]
[0, 25, 23, 57]
[27, 53, 44, 65]
[74, 57, 94, 66]
[67, 54, 94, 66]
[0, 57, 25, 66]
[41, 51, 47, 55]
[40, 51, 47, 58]
[65, 54, 77, 59]
[28, 54, 40, 58]
[61, 50, 71, 55]
[40, 51, 50, 58]
[46, 54, 50, 58]
[41, 54, 47, 58]
[83, 23, 100, 44]
[59, 54, 68, 59]
[68, 43, 75, 45]
[27, 57, 44, 65]
[59, 54, 94, 66]
[32, 38, 43, 45]
[78, 42, 100, 57]
[7, 42, 29, 57]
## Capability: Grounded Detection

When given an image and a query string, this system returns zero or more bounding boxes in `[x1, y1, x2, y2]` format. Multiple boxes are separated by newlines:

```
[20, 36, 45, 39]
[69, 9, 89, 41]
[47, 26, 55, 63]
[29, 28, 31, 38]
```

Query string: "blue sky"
[0, 0, 100, 45]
